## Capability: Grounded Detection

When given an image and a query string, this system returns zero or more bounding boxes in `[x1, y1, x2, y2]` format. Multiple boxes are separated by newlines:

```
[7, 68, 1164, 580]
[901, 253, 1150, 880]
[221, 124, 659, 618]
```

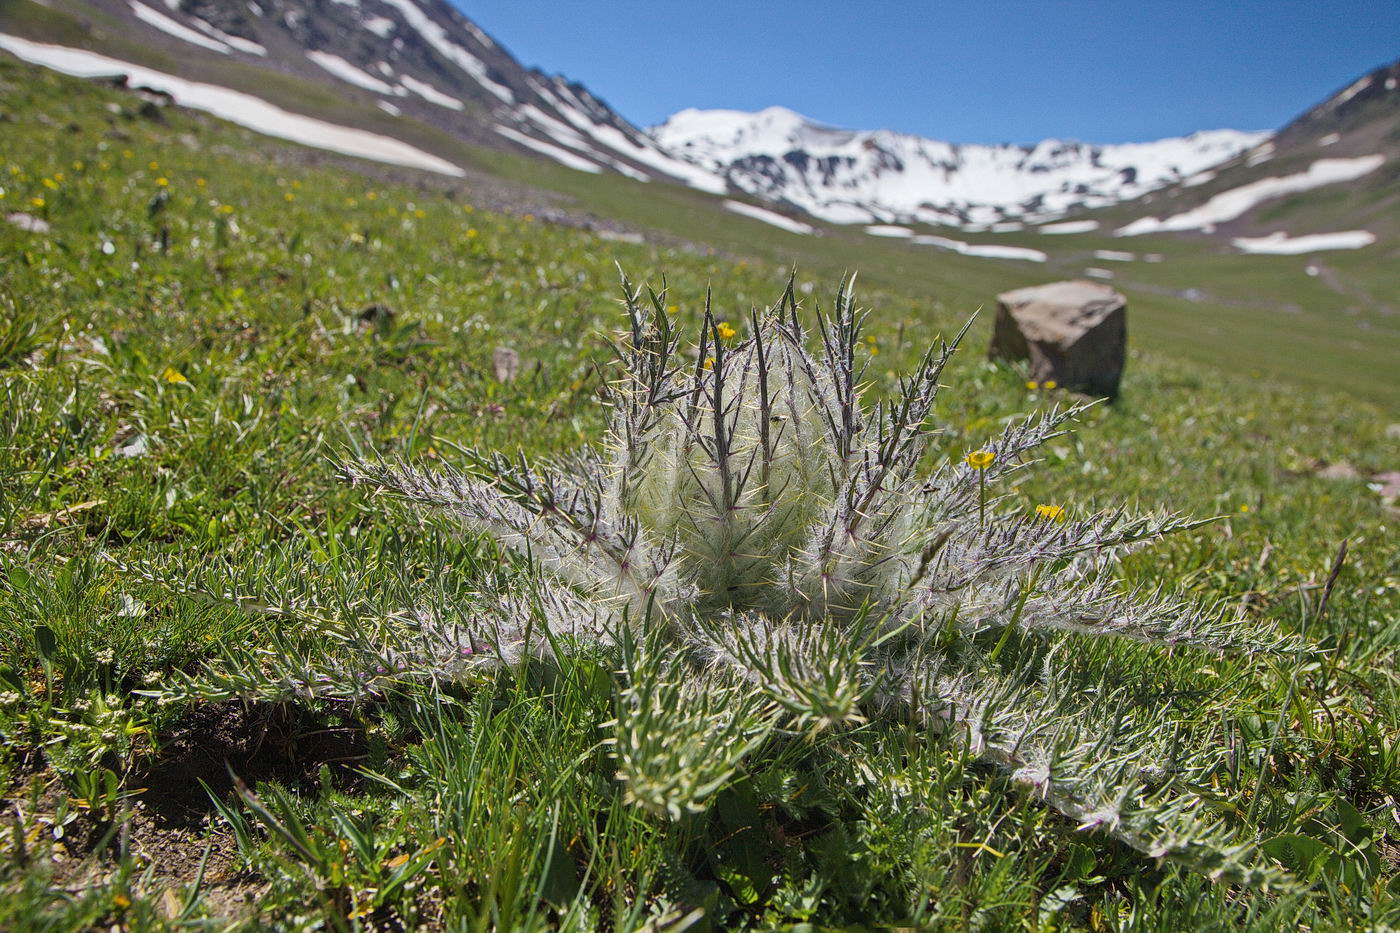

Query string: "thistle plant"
[146, 275, 1297, 888]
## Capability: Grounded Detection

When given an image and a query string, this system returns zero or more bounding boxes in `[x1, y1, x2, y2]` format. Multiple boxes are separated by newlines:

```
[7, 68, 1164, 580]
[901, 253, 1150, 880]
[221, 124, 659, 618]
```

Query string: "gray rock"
[493, 345, 520, 383]
[989, 280, 1127, 397]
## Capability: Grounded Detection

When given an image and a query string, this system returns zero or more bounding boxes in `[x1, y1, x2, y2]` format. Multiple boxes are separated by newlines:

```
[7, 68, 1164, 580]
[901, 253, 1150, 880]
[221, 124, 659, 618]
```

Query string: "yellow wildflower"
[965, 450, 995, 469]
[196, 178, 206, 187]
[716, 322, 737, 340]
[113, 894, 131, 910]
[121, 150, 133, 159]
[291, 179, 302, 189]
[72, 161, 84, 171]
[148, 161, 159, 171]
[1043, 379, 1058, 390]
[702, 356, 715, 371]
[42, 177, 58, 190]
[30, 197, 44, 208]
[666, 304, 679, 314]
[284, 192, 295, 202]
[414, 209, 426, 219]
[218, 204, 235, 215]
[366, 191, 378, 201]
[1035, 503, 1067, 523]
[53, 173, 64, 182]
[161, 367, 188, 384]
[466, 228, 479, 239]
[1239, 504, 1250, 513]
[1025, 380, 1039, 390]
[156, 177, 169, 187]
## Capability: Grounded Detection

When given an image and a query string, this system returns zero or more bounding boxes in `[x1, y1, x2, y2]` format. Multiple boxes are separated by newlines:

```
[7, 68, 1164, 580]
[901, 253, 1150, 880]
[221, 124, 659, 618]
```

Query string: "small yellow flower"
[869, 344, 879, 355]
[1043, 379, 1058, 390]
[99, 161, 110, 170]
[965, 449, 995, 469]
[148, 161, 159, 171]
[161, 366, 189, 384]
[523, 213, 534, 223]
[30, 196, 45, 208]
[155, 177, 169, 187]
[388, 206, 398, 216]
[366, 191, 378, 201]
[344, 197, 358, 207]
[72, 161, 84, 171]
[1035, 503, 1067, 523]
[716, 322, 737, 340]
[702, 356, 715, 371]
[284, 192, 296, 202]
[414, 209, 426, 219]
[291, 179, 302, 189]
[121, 150, 134, 159]
[53, 172, 64, 182]
[1239, 504, 1250, 513]
[42, 177, 58, 190]
[1025, 380, 1039, 390]
[113, 894, 131, 909]
[196, 178, 206, 188]
[466, 228, 479, 239]
[666, 304, 679, 314]
[462, 204, 474, 213]
[218, 204, 235, 214]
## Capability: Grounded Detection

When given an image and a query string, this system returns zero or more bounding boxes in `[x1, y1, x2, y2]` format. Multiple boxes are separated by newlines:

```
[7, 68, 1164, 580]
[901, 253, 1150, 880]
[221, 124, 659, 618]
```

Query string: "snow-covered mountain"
[650, 106, 1269, 228]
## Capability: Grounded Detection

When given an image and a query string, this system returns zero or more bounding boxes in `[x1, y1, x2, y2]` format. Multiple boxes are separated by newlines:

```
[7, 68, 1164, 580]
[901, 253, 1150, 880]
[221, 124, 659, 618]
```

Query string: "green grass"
[1, 59, 1399, 930]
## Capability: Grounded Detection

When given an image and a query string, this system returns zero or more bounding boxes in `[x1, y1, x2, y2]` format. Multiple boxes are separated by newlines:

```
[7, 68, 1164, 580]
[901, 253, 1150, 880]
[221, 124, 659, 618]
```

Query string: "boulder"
[989, 280, 1126, 397]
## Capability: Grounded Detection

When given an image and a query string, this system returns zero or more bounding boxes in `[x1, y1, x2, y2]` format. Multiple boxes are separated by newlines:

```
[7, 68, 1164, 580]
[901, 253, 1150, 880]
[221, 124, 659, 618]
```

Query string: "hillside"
[1, 57, 1399, 930]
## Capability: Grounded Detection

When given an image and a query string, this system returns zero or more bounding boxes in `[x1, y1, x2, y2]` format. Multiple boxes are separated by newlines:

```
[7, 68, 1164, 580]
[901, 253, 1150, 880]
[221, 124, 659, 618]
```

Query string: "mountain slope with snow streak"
[1, 0, 725, 191]
[651, 106, 1267, 228]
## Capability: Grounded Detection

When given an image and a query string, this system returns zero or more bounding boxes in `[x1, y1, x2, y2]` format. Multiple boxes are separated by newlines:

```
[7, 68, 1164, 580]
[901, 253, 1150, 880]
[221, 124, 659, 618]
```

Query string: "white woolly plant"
[148, 275, 1298, 889]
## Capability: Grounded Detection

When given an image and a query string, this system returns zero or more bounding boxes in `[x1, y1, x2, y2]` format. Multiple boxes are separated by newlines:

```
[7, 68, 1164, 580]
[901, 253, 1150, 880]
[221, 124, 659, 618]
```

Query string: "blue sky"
[457, 1, 1399, 143]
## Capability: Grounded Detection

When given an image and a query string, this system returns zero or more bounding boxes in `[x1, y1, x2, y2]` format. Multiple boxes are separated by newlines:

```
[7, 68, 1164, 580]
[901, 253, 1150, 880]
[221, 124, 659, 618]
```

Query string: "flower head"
[716, 321, 736, 340]
[1043, 379, 1058, 390]
[965, 449, 995, 469]
[1035, 503, 1067, 523]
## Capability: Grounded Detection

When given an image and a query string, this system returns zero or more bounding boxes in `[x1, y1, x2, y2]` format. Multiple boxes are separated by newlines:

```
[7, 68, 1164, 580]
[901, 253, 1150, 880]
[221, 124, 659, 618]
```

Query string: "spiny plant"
[141, 275, 1298, 889]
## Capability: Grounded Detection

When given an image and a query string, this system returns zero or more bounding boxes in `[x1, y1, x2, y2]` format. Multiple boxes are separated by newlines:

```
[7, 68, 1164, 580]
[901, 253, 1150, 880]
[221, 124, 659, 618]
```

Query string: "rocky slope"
[1, 0, 723, 189]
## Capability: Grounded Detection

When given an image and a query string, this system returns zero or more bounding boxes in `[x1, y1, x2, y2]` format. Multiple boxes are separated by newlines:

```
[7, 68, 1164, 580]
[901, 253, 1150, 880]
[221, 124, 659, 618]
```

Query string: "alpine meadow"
[1, 3, 1399, 931]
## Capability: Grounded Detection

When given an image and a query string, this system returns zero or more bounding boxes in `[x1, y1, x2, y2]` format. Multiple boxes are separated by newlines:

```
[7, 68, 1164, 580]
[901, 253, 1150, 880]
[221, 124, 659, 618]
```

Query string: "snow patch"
[307, 50, 398, 94]
[1084, 268, 1114, 279]
[363, 16, 395, 38]
[1318, 133, 1340, 147]
[377, 100, 401, 116]
[1182, 170, 1215, 187]
[399, 74, 464, 110]
[1116, 155, 1385, 236]
[0, 35, 464, 177]
[188, 15, 266, 55]
[495, 124, 602, 173]
[1232, 230, 1376, 254]
[129, 1, 229, 53]
[1093, 250, 1136, 261]
[865, 224, 913, 238]
[723, 200, 814, 235]
[1037, 220, 1099, 235]
[910, 234, 1047, 263]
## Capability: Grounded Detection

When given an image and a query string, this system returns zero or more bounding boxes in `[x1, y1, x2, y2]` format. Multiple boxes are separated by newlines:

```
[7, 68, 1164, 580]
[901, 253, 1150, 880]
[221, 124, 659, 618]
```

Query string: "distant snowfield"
[399, 74, 463, 111]
[1037, 220, 1099, 234]
[495, 124, 602, 173]
[1232, 230, 1376, 254]
[1116, 155, 1385, 236]
[723, 200, 815, 235]
[911, 234, 1047, 263]
[0, 34, 465, 177]
[307, 50, 399, 95]
[130, 1, 230, 54]
[865, 225, 914, 237]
